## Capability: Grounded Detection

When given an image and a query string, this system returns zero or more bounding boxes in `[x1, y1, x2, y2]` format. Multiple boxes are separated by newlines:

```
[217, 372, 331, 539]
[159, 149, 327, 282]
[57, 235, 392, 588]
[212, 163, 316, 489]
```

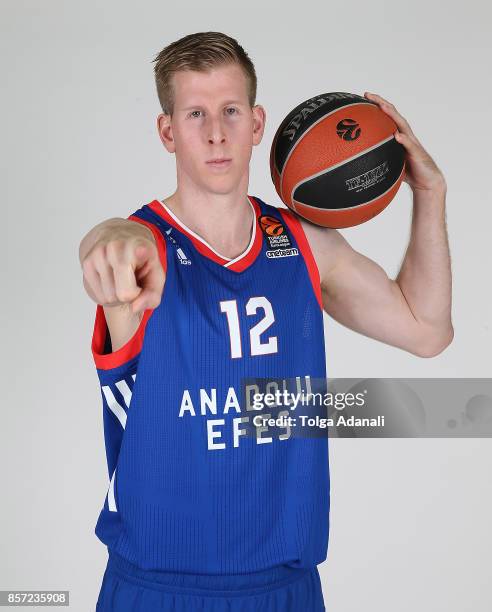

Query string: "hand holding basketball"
[364, 92, 447, 193]
[80, 220, 165, 315]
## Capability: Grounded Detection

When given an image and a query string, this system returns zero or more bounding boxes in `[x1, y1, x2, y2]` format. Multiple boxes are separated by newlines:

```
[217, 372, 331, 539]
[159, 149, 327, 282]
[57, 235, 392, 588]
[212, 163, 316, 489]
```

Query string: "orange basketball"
[270, 92, 406, 228]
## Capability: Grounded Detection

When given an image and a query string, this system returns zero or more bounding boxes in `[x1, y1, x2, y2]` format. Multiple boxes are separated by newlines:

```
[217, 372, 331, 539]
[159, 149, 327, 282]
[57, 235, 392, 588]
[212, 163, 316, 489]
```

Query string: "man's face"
[157, 63, 266, 195]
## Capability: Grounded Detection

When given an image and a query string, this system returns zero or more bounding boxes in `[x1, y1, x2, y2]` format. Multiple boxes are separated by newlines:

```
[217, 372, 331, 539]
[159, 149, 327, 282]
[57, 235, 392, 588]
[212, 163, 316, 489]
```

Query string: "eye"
[226, 107, 238, 115]
[189, 110, 202, 118]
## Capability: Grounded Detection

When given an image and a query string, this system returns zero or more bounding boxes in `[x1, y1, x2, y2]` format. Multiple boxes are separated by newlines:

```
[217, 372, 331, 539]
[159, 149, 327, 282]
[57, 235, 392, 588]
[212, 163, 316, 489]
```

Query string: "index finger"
[105, 240, 151, 303]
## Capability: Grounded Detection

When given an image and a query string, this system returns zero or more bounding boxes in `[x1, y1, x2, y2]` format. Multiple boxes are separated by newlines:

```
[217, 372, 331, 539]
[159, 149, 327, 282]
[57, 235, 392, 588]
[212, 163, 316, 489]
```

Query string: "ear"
[252, 105, 266, 146]
[157, 113, 175, 153]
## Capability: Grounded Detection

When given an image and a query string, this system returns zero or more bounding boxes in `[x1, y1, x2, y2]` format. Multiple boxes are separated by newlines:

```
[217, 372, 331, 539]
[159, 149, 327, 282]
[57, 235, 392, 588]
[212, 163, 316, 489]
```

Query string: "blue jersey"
[91, 195, 330, 574]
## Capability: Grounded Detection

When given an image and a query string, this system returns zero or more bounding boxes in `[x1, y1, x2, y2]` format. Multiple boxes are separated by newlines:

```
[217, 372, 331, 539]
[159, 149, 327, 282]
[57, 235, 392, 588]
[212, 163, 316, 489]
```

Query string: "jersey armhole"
[278, 207, 323, 310]
[91, 214, 168, 371]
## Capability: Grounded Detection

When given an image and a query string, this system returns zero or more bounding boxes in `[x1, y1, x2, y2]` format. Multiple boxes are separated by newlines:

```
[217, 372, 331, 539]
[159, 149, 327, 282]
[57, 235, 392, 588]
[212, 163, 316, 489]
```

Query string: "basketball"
[270, 92, 406, 228]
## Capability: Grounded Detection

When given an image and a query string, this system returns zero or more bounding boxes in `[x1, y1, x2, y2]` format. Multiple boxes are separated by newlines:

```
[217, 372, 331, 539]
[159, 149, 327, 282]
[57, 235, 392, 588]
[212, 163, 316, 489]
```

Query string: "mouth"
[206, 158, 232, 168]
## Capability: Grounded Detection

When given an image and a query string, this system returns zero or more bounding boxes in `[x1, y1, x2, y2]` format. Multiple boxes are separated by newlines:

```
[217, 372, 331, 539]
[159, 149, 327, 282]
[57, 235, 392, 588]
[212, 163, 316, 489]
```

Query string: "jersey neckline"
[147, 195, 264, 273]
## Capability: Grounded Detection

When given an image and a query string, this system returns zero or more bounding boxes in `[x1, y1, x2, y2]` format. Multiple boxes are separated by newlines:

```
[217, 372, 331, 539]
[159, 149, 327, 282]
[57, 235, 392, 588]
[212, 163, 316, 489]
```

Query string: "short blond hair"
[152, 31, 257, 116]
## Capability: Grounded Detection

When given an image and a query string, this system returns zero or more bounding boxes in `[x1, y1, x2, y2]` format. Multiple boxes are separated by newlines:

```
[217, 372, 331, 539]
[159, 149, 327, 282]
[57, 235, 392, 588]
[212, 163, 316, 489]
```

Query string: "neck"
[162, 185, 255, 260]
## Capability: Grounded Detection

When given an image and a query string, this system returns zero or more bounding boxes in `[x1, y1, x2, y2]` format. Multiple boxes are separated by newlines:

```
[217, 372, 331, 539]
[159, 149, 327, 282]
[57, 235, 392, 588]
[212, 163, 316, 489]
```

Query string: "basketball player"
[79, 32, 453, 611]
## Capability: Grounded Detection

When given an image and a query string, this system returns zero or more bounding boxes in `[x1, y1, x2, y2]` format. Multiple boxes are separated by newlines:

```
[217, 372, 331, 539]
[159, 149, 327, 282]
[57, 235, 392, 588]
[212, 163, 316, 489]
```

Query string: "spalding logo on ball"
[269, 92, 406, 228]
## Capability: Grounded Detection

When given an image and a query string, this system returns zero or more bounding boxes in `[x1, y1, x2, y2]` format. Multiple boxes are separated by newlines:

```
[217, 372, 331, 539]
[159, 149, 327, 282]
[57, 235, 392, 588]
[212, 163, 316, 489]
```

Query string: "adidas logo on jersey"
[160, 224, 191, 264]
[177, 247, 191, 265]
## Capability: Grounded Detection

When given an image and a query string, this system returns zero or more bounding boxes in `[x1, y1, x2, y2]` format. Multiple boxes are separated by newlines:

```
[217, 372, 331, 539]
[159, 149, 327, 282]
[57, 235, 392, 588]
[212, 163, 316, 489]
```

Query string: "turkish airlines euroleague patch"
[258, 214, 299, 259]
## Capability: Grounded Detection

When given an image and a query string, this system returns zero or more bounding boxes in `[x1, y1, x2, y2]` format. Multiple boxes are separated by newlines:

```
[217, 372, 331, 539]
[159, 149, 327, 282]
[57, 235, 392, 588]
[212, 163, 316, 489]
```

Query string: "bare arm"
[79, 217, 165, 351]
[302, 187, 453, 358]
[395, 187, 452, 344]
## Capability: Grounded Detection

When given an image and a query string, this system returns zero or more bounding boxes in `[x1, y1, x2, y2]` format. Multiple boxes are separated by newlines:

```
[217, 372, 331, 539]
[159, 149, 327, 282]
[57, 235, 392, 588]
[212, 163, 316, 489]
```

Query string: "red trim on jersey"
[91, 305, 154, 370]
[147, 195, 263, 273]
[91, 214, 168, 371]
[278, 208, 323, 310]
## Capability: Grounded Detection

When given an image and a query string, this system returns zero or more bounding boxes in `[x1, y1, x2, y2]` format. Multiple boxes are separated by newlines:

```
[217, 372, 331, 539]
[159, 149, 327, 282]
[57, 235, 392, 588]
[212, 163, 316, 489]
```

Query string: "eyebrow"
[180, 100, 245, 111]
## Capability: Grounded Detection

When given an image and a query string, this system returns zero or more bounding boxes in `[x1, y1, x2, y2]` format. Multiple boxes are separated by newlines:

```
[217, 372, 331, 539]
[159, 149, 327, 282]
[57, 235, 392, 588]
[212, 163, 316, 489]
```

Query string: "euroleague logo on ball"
[336, 119, 361, 141]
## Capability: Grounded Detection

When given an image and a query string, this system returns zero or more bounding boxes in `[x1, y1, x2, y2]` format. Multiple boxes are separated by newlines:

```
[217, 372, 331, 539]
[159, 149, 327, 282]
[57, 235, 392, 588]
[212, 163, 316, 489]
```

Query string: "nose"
[207, 117, 226, 144]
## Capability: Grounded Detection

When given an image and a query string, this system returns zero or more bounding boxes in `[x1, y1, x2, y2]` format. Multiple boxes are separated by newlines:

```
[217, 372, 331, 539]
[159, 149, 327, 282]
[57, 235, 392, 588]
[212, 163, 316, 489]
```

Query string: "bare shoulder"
[299, 217, 353, 286]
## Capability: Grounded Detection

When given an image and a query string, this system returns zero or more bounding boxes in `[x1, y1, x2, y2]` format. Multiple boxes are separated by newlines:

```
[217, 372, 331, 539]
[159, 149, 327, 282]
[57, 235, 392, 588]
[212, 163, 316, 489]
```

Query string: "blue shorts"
[96, 551, 325, 611]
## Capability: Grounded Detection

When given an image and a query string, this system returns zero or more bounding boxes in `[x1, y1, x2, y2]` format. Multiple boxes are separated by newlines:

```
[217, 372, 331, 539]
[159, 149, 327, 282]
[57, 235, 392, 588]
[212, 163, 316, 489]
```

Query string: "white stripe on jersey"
[102, 385, 127, 428]
[101, 375, 136, 512]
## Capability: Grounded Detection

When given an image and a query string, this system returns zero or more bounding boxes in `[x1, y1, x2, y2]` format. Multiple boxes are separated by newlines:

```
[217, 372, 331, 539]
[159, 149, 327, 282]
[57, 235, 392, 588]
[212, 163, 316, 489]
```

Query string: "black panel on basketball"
[293, 137, 405, 210]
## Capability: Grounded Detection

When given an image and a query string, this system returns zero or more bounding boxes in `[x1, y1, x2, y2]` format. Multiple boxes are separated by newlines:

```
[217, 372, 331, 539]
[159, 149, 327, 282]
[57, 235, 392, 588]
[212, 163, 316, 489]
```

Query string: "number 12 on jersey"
[219, 297, 278, 359]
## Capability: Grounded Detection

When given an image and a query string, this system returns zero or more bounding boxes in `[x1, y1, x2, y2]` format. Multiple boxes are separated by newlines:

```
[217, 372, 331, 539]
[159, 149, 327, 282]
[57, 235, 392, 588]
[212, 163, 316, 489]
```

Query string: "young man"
[80, 32, 453, 611]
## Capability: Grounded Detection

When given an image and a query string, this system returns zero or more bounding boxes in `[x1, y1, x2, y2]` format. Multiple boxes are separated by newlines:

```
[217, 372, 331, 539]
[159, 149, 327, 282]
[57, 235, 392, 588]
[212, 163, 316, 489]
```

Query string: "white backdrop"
[1, 1, 491, 610]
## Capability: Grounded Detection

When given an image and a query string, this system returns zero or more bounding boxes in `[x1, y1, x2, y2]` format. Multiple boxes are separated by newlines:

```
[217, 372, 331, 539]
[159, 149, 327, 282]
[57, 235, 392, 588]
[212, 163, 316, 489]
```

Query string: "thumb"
[130, 287, 162, 315]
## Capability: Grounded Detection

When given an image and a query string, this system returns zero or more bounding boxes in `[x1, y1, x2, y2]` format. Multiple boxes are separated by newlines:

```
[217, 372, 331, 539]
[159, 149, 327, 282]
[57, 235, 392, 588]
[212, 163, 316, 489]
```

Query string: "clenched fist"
[79, 218, 165, 316]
